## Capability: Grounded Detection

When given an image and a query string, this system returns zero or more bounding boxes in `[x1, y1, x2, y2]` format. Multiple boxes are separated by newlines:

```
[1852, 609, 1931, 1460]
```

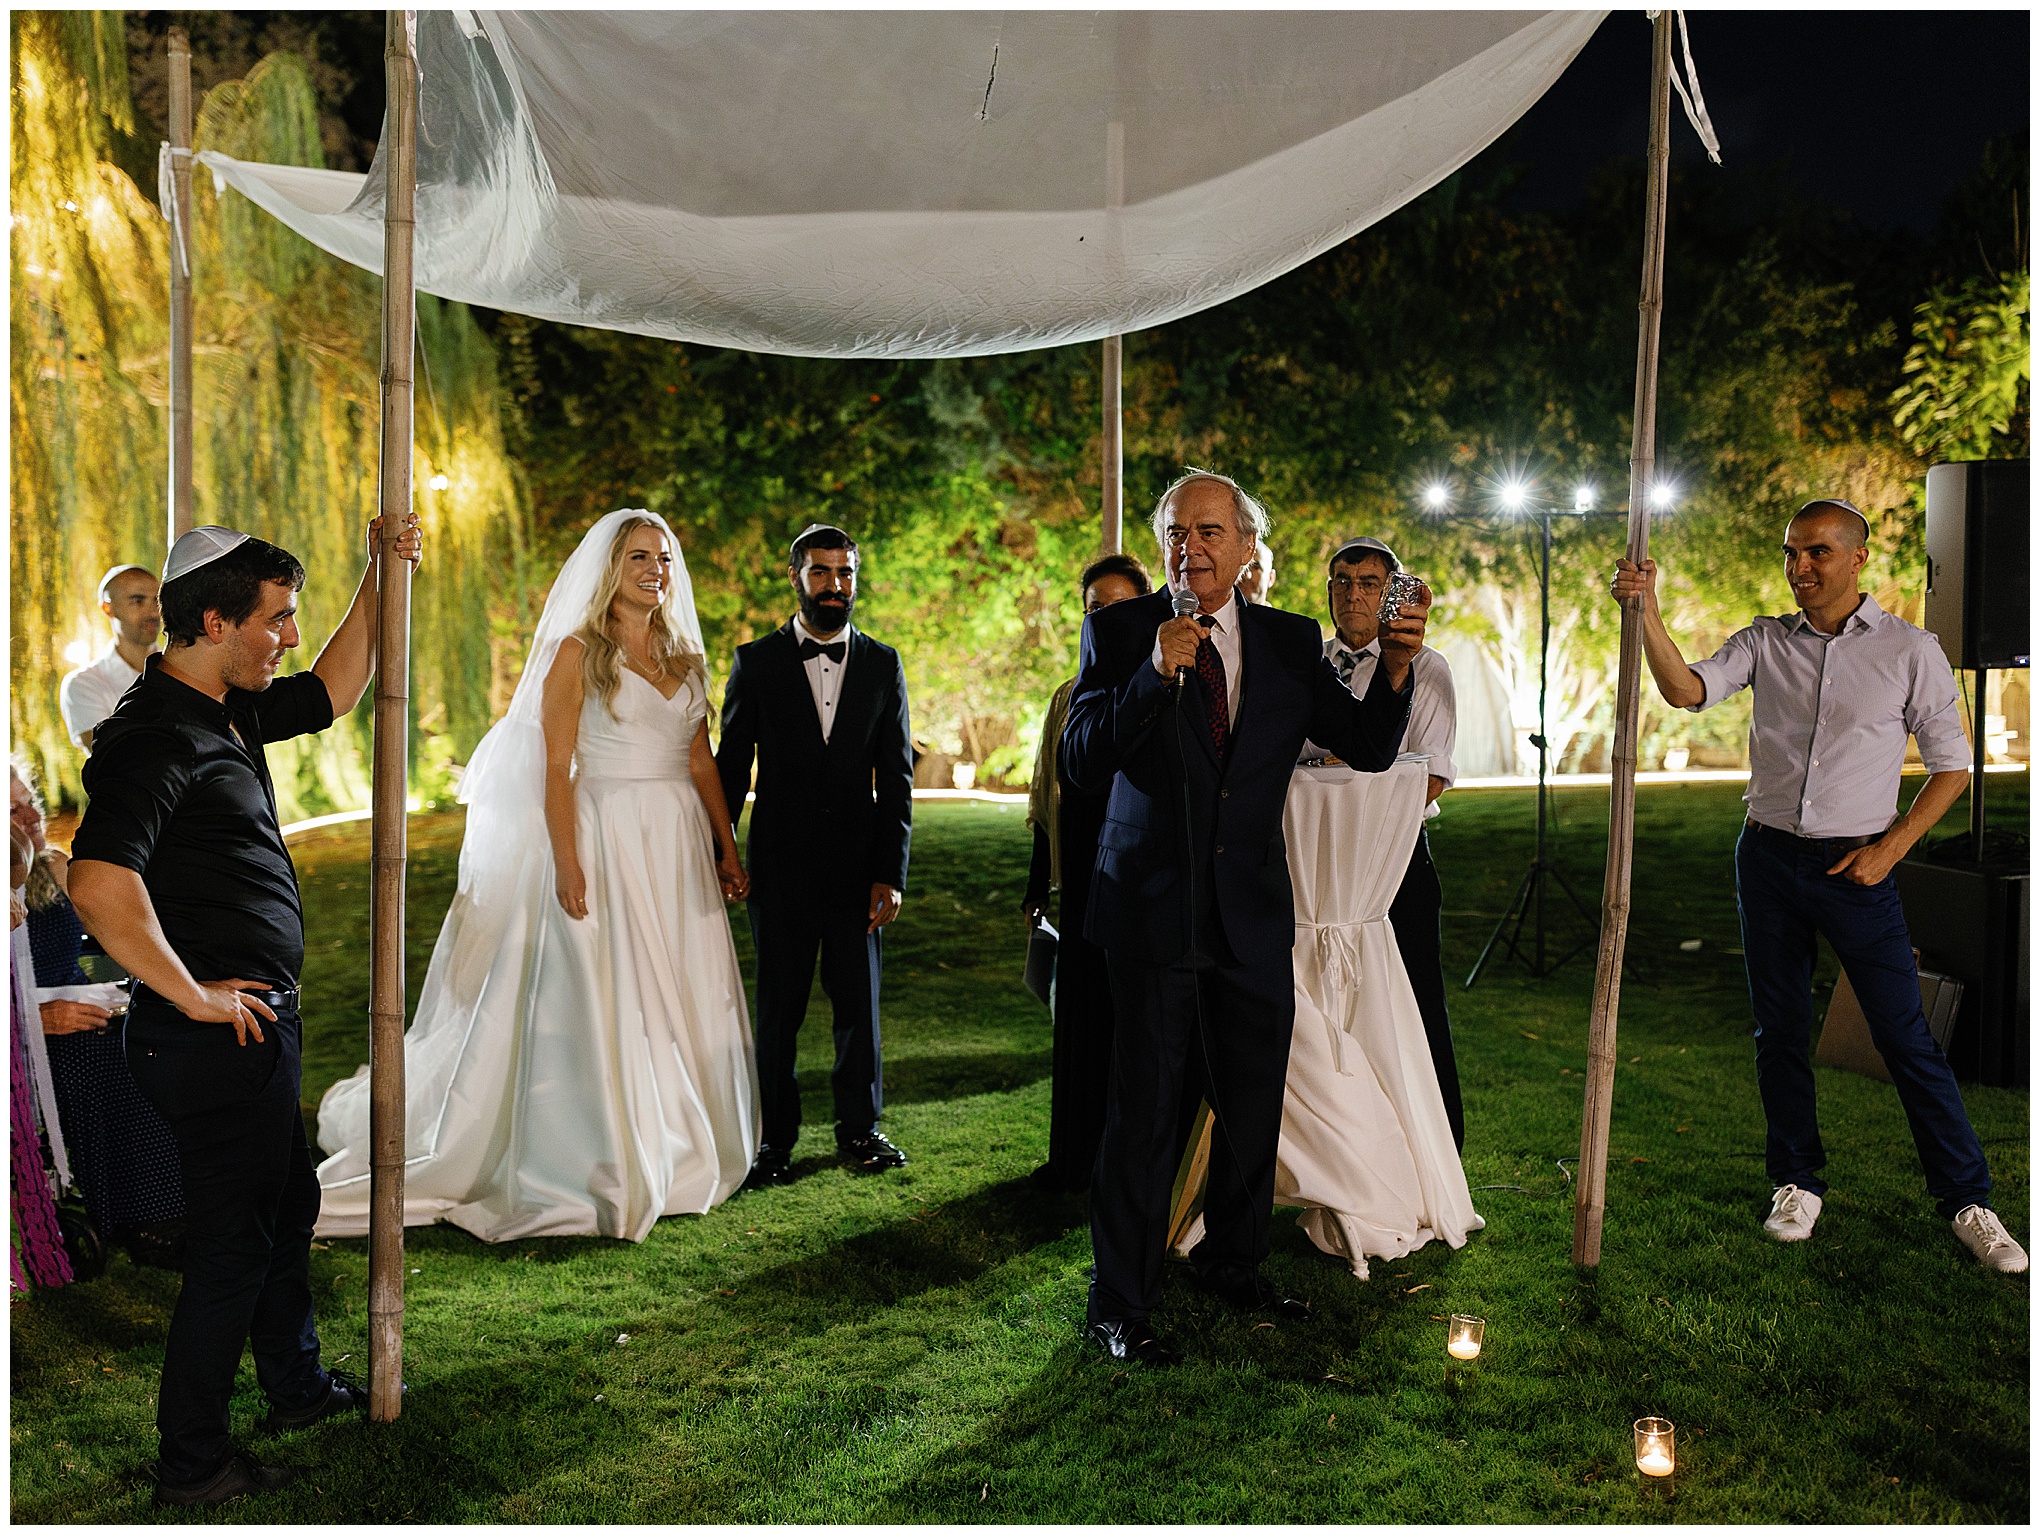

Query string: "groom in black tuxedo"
[718, 525, 914, 1185]
[1062, 471, 1428, 1366]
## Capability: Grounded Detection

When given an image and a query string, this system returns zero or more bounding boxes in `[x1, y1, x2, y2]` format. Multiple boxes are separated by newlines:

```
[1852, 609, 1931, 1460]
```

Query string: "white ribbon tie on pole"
[1669, 11, 1722, 164]
[157, 141, 193, 277]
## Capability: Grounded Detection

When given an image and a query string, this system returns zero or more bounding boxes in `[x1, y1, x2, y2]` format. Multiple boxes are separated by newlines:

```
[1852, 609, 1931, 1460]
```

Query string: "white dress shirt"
[792, 614, 850, 743]
[1149, 591, 1243, 727]
[1686, 593, 1971, 838]
[1312, 638, 1457, 817]
[58, 644, 145, 748]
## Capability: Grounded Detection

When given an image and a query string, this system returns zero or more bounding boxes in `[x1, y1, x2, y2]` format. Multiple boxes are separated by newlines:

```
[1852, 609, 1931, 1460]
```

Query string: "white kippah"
[1798, 498, 1872, 538]
[96, 564, 154, 602]
[1328, 535, 1400, 572]
[162, 526, 250, 585]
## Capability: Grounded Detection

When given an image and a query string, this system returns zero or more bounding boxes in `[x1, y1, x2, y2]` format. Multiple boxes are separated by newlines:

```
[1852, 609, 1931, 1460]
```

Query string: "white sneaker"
[1952, 1205, 2029, 1273]
[1763, 1184, 1823, 1242]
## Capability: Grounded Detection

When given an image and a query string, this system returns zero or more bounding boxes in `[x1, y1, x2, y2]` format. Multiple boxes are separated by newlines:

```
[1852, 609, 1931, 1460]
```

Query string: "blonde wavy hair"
[574, 515, 704, 714]
[10, 759, 62, 912]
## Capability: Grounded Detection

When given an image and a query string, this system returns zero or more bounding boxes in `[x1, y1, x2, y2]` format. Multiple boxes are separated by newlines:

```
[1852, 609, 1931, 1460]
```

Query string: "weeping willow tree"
[11, 13, 532, 817]
[11, 10, 165, 797]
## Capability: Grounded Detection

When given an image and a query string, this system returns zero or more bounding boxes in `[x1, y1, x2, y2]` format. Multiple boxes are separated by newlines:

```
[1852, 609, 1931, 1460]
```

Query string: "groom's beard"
[799, 590, 854, 635]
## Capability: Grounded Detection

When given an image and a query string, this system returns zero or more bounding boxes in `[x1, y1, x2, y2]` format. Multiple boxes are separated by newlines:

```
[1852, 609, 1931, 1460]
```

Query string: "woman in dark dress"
[1022, 554, 1149, 1191]
[12, 764, 184, 1264]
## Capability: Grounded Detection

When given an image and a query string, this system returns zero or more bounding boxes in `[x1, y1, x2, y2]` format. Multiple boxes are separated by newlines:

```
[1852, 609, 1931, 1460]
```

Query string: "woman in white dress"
[315, 510, 761, 1241]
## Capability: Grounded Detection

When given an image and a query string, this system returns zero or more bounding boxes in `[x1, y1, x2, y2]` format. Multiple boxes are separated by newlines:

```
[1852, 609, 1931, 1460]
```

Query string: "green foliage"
[493, 151, 2007, 781]
[16, 21, 2029, 794]
[1891, 269, 2032, 462]
[11, 11, 180, 798]
[9, 787, 2027, 1521]
[9, 21, 533, 814]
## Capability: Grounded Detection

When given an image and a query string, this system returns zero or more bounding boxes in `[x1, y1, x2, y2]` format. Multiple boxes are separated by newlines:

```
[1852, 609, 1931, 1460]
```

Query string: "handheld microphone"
[1170, 587, 1199, 688]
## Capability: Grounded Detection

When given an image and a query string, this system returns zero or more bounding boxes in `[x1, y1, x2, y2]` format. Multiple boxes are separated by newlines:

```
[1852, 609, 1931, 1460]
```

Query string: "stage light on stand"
[1446, 1314, 1485, 1360]
[1634, 1417, 1675, 1478]
[1465, 470, 1600, 987]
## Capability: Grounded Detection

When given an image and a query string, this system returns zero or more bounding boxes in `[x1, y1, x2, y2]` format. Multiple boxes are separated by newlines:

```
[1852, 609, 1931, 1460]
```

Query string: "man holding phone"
[1310, 536, 1466, 1148]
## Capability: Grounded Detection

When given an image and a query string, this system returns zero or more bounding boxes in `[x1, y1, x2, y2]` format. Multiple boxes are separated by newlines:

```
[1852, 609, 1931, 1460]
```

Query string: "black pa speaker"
[1924, 460, 2029, 669]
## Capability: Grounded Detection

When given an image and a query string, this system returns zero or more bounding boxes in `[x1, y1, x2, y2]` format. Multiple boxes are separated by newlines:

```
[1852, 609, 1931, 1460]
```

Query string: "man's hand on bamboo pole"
[1610, 557, 1704, 709]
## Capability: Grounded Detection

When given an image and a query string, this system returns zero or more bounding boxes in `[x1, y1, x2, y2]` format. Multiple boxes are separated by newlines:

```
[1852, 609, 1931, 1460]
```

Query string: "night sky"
[1495, 9, 2029, 233]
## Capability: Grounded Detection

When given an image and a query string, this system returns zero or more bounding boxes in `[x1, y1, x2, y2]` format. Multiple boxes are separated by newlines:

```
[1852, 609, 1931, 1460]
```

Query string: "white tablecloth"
[1173, 756, 1484, 1277]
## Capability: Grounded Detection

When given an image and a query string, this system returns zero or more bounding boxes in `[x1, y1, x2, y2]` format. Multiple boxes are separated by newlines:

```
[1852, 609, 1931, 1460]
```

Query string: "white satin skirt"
[314, 773, 760, 1242]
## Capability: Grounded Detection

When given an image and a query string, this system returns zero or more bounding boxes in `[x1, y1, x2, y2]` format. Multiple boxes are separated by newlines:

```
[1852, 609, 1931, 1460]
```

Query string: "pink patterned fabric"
[11, 977, 72, 1291]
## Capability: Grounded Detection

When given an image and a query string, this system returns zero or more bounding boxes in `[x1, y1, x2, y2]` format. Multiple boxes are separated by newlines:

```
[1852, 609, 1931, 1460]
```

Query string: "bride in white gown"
[315, 510, 760, 1241]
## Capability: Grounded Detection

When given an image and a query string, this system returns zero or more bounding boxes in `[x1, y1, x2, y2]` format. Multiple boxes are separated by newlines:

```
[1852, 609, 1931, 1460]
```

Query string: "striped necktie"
[1334, 645, 1362, 692]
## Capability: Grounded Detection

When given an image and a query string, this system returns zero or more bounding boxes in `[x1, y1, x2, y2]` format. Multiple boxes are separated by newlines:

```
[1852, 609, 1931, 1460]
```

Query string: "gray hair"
[1149, 467, 1272, 551]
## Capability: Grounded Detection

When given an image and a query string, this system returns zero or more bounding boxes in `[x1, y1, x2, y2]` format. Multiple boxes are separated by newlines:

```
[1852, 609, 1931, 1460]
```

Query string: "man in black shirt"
[69, 514, 419, 1507]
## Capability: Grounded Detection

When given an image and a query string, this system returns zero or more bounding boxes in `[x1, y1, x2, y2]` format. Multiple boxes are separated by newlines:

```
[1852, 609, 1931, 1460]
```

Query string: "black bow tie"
[798, 637, 846, 664]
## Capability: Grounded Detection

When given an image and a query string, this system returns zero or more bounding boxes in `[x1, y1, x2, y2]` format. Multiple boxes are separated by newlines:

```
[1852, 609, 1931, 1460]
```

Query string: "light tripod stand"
[1464, 494, 1600, 987]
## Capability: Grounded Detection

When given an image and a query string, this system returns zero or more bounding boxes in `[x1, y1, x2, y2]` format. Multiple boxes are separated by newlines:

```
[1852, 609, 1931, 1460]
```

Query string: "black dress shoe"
[153, 1451, 298, 1507]
[261, 1367, 386, 1433]
[1086, 1317, 1181, 1367]
[838, 1129, 908, 1173]
[1200, 1266, 1312, 1323]
[742, 1145, 796, 1189]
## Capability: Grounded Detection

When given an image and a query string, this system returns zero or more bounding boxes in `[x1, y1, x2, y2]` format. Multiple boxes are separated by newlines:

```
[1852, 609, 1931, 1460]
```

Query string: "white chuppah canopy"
[200, 10, 1606, 358]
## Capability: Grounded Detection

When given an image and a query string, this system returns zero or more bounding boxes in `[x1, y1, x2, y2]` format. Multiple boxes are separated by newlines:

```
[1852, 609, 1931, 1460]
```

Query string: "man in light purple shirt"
[1612, 498, 2024, 1273]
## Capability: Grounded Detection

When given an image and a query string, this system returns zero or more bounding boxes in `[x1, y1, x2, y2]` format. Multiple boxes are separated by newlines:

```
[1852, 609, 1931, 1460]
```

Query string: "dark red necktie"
[1194, 616, 1229, 756]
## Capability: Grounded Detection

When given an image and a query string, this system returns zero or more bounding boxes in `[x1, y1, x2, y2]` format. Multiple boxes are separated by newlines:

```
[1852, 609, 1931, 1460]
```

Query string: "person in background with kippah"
[1310, 535, 1466, 1149]
[66, 513, 422, 1507]
[717, 524, 915, 1186]
[1023, 551, 1152, 1190]
[59, 564, 162, 751]
[1612, 497, 2026, 1273]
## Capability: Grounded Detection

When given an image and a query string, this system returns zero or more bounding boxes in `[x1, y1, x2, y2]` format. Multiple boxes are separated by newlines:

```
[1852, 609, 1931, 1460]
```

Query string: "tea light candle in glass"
[1634, 1417, 1675, 1478]
[1446, 1314, 1485, 1360]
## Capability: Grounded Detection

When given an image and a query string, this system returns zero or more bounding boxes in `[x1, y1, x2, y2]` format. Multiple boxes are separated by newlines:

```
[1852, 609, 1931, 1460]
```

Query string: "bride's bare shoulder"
[543, 637, 588, 691]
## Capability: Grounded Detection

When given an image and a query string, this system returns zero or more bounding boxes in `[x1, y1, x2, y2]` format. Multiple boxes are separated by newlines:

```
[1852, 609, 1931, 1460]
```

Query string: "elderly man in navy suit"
[1062, 470, 1429, 1366]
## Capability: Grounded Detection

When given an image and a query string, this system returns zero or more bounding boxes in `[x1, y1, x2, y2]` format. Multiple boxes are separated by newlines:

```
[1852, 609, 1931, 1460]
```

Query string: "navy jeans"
[125, 994, 330, 1484]
[1735, 823, 1991, 1219]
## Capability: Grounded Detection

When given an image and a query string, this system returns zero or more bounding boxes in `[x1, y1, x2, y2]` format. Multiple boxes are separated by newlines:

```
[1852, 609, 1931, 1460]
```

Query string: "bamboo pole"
[1100, 119, 1125, 554]
[1101, 334, 1123, 553]
[165, 28, 194, 544]
[1572, 11, 1673, 1268]
[368, 8, 419, 1422]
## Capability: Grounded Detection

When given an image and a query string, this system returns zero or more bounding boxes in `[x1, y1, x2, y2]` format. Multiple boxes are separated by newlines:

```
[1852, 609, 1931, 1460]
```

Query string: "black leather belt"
[1745, 819, 1882, 854]
[129, 981, 301, 1015]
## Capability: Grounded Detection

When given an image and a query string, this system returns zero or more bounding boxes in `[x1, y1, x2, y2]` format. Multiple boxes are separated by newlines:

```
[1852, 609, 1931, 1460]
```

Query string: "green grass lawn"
[12, 779, 2029, 1522]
